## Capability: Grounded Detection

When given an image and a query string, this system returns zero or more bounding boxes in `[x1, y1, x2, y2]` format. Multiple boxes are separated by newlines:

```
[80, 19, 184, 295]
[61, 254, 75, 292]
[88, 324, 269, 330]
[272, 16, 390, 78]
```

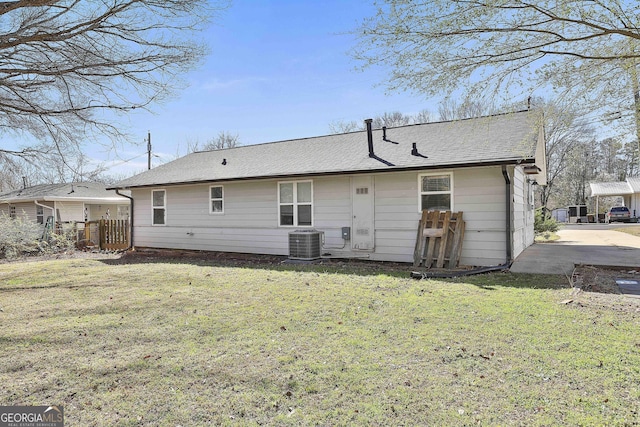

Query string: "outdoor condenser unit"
[288, 230, 322, 260]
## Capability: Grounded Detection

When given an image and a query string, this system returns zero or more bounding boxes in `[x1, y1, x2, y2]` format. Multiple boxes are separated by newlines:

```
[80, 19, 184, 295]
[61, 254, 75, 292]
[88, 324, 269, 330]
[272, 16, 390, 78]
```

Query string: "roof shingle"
[112, 110, 543, 189]
[0, 182, 128, 203]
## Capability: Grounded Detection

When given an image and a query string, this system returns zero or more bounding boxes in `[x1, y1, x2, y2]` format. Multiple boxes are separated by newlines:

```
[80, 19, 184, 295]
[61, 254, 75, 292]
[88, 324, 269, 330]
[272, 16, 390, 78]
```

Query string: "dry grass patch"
[614, 225, 640, 238]
[1, 256, 640, 426]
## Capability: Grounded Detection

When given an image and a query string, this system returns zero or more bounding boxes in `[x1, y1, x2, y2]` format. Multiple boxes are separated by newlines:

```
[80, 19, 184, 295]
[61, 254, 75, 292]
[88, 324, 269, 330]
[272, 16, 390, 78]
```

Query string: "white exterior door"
[351, 175, 375, 250]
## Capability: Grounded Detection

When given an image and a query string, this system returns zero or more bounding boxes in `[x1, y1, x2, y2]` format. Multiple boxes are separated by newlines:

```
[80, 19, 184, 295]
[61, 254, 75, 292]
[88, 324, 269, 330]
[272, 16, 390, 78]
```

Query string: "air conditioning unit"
[289, 230, 322, 260]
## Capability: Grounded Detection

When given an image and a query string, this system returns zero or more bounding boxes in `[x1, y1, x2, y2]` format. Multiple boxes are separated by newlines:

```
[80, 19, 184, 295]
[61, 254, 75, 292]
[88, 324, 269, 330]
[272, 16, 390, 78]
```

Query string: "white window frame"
[209, 185, 224, 215]
[278, 180, 313, 227]
[418, 172, 454, 212]
[527, 180, 535, 210]
[36, 205, 44, 224]
[151, 189, 166, 226]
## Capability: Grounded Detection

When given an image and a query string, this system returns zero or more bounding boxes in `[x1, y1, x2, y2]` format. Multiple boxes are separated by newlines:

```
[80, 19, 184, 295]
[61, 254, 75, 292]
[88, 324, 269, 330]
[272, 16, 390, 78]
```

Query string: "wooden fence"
[84, 219, 130, 250]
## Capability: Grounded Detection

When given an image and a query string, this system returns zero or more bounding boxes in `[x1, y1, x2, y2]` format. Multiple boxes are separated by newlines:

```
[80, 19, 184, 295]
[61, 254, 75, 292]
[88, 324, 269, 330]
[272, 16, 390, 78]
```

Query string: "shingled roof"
[0, 182, 128, 203]
[111, 110, 544, 189]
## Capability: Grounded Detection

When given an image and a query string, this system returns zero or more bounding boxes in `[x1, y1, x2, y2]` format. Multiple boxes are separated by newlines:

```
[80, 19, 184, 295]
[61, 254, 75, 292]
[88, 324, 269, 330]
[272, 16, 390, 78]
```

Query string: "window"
[152, 189, 166, 225]
[279, 181, 312, 226]
[36, 205, 44, 224]
[419, 173, 453, 211]
[117, 205, 130, 220]
[9, 206, 16, 219]
[210, 185, 224, 214]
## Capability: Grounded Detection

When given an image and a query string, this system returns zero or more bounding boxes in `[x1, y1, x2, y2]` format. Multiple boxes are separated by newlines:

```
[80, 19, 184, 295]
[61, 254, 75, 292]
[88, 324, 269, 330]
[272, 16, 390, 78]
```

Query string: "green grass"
[1, 257, 639, 426]
[534, 231, 561, 243]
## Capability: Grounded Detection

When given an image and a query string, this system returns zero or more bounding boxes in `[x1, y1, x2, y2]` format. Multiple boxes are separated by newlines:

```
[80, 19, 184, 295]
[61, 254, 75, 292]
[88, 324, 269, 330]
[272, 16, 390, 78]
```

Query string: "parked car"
[605, 206, 631, 223]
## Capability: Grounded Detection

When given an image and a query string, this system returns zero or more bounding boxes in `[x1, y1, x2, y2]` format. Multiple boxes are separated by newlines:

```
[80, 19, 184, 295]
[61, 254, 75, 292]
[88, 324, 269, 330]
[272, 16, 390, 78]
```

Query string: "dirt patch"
[0, 249, 125, 264]
[570, 265, 640, 312]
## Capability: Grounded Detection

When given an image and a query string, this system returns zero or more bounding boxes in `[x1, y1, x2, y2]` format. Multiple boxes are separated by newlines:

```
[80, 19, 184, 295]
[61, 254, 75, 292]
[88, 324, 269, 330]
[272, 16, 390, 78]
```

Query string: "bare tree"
[532, 97, 595, 214]
[0, 0, 227, 178]
[202, 132, 241, 151]
[186, 131, 241, 153]
[352, 1, 640, 146]
[371, 111, 413, 128]
[328, 110, 434, 134]
[438, 98, 497, 121]
[328, 120, 360, 134]
[414, 109, 433, 124]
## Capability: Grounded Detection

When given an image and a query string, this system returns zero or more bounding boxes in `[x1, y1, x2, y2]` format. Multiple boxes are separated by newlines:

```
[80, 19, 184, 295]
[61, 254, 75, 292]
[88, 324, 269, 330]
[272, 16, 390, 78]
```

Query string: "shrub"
[534, 208, 559, 234]
[0, 213, 43, 258]
[0, 213, 76, 259]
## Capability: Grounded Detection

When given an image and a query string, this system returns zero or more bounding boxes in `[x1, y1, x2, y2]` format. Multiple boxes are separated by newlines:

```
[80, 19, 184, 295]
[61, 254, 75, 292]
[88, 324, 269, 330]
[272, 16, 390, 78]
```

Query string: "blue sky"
[103, 0, 436, 176]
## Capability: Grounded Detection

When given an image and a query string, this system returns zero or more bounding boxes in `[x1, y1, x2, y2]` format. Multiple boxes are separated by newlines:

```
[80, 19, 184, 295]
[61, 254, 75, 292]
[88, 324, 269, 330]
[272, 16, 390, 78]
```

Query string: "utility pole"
[147, 131, 152, 170]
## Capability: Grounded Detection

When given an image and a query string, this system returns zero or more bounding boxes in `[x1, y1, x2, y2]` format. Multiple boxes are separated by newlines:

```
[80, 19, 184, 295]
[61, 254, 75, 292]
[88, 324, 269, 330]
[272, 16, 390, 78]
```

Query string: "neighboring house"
[551, 208, 569, 223]
[109, 110, 546, 267]
[0, 182, 131, 225]
[589, 177, 640, 219]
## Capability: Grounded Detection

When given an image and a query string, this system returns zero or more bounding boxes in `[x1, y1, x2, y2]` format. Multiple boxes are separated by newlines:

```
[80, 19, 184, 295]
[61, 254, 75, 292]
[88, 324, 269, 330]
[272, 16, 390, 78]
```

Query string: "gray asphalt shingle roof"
[0, 182, 128, 203]
[112, 110, 543, 189]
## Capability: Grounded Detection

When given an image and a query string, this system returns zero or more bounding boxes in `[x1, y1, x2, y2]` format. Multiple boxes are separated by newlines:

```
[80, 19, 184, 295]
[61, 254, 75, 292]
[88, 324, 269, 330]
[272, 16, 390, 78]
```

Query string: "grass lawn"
[615, 225, 640, 238]
[1, 254, 639, 426]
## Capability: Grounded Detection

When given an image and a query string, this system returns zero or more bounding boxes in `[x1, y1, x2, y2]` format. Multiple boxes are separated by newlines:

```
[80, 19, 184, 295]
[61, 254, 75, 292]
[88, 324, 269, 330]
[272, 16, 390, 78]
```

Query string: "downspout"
[501, 165, 512, 265]
[115, 189, 134, 250]
[411, 167, 515, 280]
[34, 200, 55, 219]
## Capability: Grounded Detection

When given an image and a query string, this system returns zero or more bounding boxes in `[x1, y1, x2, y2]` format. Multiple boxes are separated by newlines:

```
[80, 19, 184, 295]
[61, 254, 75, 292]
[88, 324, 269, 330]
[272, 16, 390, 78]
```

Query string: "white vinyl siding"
[278, 181, 312, 227]
[210, 185, 224, 214]
[152, 189, 166, 225]
[512, 166, 535, 259]
[5, 202, 40, 222]
[130, 166, 528, 267]
[54, 201, 85, 222]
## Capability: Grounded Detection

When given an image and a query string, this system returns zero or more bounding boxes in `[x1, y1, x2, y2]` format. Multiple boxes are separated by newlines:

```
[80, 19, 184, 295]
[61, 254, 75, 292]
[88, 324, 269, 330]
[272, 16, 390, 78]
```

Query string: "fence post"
[99, 219, 105, 250]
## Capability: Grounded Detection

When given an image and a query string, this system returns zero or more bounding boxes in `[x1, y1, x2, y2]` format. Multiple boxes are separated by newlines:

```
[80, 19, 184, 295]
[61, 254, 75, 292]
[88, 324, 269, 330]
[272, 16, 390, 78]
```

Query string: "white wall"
[132, 165, 523, 266]
[512, 166, 535, 260]
[53, 201, 84, 222]
[4, 202, 38, 221]
[86, 203, 130, 221]
[628, 195, 640, 219]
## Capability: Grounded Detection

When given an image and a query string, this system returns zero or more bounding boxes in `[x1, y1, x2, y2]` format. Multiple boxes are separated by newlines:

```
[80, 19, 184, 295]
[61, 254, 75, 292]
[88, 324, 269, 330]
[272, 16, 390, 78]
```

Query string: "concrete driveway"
[510, 224, 640, 275]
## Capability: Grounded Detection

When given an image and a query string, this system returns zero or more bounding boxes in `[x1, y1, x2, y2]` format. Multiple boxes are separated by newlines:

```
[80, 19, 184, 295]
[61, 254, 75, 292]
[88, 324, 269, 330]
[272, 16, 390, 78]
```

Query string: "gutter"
[107, 158, 537, 191]
[115, 189, 134, 250]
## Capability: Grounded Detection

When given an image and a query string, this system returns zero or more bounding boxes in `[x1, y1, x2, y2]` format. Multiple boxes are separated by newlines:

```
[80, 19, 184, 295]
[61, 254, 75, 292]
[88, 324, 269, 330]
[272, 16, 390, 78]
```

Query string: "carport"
[589, 178, 640, 222]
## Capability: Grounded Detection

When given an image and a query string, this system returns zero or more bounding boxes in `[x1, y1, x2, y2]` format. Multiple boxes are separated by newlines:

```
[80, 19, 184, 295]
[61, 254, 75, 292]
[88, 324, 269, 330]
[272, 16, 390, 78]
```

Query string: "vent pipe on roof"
[382, 126, 387, 141]
[365, 119, 374, 158]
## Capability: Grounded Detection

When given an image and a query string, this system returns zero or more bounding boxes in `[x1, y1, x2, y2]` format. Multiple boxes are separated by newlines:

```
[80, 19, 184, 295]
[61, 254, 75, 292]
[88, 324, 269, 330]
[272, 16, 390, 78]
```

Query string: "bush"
[0, 213, 75, 259]
[534, 208, 559, 234]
